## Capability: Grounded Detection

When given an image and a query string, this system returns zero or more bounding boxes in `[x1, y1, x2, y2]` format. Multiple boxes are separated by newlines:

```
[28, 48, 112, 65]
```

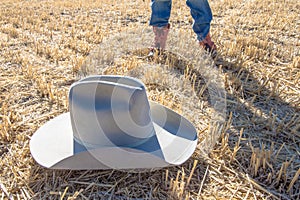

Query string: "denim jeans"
[149, 0, 213, 41]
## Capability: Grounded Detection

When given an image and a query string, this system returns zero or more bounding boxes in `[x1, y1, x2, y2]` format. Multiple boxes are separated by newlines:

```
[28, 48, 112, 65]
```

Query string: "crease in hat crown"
[70, 75, 157, 149]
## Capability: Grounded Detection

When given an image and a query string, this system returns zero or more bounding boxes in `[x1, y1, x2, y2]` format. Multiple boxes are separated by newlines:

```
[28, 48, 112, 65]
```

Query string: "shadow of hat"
[30, 75, 198, 170]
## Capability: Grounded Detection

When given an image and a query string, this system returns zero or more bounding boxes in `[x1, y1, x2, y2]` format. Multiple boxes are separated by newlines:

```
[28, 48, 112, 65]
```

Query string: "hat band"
[73, 131, 155, 149]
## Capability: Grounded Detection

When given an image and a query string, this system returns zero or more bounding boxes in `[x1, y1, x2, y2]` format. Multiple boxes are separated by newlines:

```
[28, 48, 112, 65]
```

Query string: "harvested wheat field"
[0, 0, 299, 199]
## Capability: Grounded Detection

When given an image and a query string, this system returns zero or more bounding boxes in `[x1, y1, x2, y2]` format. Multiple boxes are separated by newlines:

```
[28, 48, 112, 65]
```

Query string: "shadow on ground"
[28, 49, 299, 200]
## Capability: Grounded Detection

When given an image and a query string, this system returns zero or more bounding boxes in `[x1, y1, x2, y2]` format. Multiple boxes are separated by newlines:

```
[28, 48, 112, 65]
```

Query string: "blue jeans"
[149, 0, 213, 41]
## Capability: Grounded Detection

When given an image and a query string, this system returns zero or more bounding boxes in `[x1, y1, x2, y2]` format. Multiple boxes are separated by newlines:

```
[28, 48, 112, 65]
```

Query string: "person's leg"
[149, 0, 172, 50]
[186, 0, 212, 41]
[150, 0, 172, 27]
[186, 0, 216, 55]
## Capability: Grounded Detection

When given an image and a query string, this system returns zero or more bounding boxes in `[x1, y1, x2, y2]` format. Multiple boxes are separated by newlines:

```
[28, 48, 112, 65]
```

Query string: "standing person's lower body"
[149, 0, 217, 56]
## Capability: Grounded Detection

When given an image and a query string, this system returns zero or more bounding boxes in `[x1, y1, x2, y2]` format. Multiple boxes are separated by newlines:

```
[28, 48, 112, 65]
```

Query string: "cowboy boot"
[150, 23, 170, 51]
[199, 33, 217, 58]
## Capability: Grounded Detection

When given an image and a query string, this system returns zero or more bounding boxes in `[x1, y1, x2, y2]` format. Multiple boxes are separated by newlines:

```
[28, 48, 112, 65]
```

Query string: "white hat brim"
[30, 102, 198, 170]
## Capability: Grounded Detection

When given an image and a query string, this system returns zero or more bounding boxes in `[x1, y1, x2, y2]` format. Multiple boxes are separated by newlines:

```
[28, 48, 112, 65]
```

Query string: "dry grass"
[0, 0, 299, 199]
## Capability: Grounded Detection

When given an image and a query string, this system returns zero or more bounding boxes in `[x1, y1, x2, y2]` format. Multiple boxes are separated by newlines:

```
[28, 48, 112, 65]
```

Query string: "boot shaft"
[152, 24, 170, 50]
[199, 33, 217, 58]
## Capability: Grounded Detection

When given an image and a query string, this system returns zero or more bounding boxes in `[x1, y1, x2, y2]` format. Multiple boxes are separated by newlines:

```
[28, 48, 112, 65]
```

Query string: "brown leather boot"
[199, 33, 217, 58]
[151, 23, 170, 50]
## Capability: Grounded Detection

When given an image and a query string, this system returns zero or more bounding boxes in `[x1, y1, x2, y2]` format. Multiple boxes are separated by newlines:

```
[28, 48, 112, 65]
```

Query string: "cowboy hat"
[30, 75, 198, 170]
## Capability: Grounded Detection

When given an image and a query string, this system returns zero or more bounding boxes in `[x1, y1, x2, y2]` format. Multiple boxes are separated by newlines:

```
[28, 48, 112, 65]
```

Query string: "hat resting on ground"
[30, 75, 198, 170]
